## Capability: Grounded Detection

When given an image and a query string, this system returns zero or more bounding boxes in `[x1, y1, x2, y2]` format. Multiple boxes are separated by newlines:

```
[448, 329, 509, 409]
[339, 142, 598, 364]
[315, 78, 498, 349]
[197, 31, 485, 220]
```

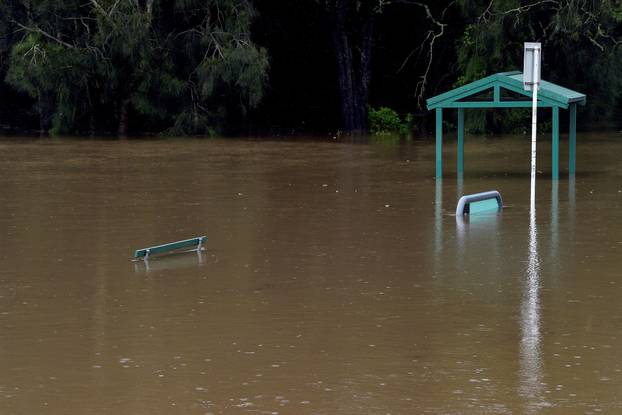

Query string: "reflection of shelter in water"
[426, 71, 586, 179]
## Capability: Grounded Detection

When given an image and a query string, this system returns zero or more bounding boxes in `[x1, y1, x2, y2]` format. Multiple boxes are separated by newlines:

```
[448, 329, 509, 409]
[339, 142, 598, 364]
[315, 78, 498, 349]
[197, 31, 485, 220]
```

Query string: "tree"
[316, 0, 380, 134]
[456, 0, 622, 131]
[314, 1, 457, 134]
[3, 0, 269, 137]
[166, 0, 269, 135]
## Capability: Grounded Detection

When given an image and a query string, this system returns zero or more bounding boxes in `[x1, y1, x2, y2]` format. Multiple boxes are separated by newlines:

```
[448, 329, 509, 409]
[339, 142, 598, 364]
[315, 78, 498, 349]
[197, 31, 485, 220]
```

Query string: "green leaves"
[368, 106, 413, 135]
[456, 0, 622, 132]
[2, 0, 268, 135]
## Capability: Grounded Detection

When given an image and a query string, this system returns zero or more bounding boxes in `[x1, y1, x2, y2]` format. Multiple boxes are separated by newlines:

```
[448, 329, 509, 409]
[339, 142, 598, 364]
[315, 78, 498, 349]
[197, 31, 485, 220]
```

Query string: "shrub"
[369, 106, 412, 135]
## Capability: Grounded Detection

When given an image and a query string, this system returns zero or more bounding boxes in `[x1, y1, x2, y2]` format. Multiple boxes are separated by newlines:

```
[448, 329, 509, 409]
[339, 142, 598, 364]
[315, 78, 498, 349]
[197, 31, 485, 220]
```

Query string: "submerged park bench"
[133, 236, 207, 260]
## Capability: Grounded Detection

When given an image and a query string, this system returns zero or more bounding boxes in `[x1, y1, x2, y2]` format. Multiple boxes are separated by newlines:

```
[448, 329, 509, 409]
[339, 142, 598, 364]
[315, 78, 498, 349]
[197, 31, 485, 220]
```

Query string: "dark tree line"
[0, 0, 621, 137]
[0, 0, 268, 137]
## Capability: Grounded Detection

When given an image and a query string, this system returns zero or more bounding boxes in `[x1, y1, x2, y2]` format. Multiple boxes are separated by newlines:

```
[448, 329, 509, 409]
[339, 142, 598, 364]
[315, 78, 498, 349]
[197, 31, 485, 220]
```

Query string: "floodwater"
[0, 133, 621, 414]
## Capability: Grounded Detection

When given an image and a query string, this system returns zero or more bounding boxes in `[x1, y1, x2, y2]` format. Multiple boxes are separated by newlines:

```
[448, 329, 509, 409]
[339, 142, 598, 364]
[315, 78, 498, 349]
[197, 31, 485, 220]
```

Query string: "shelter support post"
[552, 106, 559, 180]
[569, 103, 577, 175]
[457, 108, 464, 175]
[436, 108, 443, 178]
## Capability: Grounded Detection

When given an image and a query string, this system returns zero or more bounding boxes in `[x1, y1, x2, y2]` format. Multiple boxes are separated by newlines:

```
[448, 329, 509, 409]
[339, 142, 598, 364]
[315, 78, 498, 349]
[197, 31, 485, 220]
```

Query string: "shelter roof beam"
[440, 101, 559, 108]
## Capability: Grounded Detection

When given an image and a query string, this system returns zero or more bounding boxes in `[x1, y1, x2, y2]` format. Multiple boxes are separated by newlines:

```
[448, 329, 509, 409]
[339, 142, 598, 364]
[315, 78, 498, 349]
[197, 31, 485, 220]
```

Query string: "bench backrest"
[456, 191, 503, 216]
[134, 236, 206, 258]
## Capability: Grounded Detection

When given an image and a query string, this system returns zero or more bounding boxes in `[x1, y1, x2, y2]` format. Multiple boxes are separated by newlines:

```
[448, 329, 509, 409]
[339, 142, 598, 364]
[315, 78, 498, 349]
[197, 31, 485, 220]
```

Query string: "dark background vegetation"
[0, 0, 621, 137]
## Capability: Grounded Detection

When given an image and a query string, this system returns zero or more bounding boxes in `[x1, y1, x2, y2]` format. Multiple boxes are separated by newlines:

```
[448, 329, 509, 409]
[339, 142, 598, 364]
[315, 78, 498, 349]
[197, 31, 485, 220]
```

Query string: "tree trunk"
[330, 0, 374, 134]
[332, 1, 356, 132]
[37, 89, 52, 136]
[87, 86, 96, 138]
[118, 99, 130, 138]
[355, 15, 374, 133]
[89, 111, 96, 138]
[38, 91, 44, 134]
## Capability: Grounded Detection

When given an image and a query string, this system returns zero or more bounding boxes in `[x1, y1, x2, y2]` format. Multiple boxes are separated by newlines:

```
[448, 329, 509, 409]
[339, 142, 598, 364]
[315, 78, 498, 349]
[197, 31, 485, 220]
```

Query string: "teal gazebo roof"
[425, 71, 586, 180]
[427, 71, 586, 110]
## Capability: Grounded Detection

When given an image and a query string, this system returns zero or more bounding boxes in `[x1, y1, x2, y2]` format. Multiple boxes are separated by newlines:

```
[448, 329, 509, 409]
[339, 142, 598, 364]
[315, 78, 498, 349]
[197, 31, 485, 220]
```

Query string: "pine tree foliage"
[1, 1, 621, 136]
[456, 0, 622, 132]
[2, 0, 268, 136]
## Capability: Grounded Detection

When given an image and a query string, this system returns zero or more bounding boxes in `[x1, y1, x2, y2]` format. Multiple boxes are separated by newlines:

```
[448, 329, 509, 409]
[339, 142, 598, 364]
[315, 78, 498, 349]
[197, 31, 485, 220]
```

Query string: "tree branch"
[13, 21, 75, 49]
[388, 1, 455, 108]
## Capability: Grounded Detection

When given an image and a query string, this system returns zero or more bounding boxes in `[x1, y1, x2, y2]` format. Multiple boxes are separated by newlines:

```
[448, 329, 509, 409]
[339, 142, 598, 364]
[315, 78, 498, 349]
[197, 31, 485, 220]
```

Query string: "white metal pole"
[530, 48, 539, 208]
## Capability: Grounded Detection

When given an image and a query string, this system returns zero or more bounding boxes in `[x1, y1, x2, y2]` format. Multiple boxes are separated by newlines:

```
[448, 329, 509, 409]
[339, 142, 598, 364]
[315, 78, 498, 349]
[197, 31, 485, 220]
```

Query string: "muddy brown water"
[1, 134, 622, 414]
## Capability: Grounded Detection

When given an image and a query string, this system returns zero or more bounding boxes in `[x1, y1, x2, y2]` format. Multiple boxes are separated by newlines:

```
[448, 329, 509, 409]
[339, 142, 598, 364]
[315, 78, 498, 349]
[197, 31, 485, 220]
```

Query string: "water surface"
[1, 134, 621, 414]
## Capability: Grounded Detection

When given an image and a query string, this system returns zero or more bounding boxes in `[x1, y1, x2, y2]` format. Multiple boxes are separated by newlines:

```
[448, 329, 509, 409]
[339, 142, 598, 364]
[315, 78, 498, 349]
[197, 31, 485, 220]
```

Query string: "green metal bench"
[133, 236, 207, 260]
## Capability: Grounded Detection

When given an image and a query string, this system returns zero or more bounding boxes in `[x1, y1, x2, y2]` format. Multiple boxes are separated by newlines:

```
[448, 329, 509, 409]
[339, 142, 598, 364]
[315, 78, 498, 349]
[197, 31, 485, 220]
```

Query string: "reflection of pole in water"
[567, 176, 576, 276]
[568, 175, 576, 230]
[435, 179, 443, 259]
[550, 180, 559, 261]
[520, 176, 544, 411]
[455, 172, 465, 267]
[433, 179, 443, 277]
[455, 215, 466, 272]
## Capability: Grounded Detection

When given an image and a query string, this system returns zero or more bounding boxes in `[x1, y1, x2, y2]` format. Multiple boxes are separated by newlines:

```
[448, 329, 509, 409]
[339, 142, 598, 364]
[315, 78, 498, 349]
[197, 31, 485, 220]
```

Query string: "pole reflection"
[519, 174, 545, 411]
[455, 173, 463, 269]
[435, 178, 443, 259]
[550, 180, 559, 261]
[569, 175, 575, 230]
